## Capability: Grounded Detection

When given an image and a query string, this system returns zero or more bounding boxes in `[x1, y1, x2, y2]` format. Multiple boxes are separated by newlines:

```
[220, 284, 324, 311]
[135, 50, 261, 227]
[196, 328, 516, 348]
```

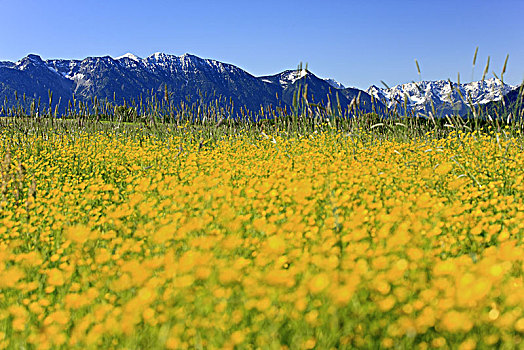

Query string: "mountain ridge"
[366, 78, 518, 117]
[0, 52, 517, 118]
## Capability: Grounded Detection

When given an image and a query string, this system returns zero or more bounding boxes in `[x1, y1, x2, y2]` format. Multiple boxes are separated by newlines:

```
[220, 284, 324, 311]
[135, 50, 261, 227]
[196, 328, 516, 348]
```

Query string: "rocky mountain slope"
[366, 79, 517, 117]
[0, 52, 517, 118]
[0, 53, 379, 116]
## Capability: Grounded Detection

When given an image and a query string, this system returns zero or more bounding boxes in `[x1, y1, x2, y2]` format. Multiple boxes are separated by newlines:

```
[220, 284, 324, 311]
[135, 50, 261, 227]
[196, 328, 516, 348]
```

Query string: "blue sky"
[1, 0, 523, 89]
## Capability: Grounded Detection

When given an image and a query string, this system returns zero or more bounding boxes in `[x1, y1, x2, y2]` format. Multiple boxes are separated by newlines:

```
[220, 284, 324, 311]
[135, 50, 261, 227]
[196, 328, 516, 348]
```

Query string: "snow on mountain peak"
[279, 69, 309, 86]
[116, 53, 141, 61]
[148, 52, 173, 61]
[365, 78, 518, 116]
[14, 54, 44, 70]
[324, 78, 345, 90]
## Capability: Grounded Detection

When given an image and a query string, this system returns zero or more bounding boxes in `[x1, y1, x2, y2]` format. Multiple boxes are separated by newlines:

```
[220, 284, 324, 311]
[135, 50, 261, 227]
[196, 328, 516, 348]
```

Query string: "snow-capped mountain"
[116, 53, 141, 61]
[0, 52, 517, 117]
[0, 54, 73, 108]
[260, 69, 384, 113]
[1, 53, 284, 112]
[260, 69, 310, 88]
[262, 70, 346, 90]
[324, 78, 345, 90]
[366, 78, 518, 116]
[0, 53, 380, 115]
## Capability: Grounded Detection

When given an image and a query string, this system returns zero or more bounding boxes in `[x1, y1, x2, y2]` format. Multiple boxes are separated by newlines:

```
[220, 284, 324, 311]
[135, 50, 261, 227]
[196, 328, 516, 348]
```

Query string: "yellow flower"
[435, 162, 453, 175]
[515, 318, 524, 333]
[378, 296, 396, 311]
[230, 330, 245, 345]
[195, 266, 212, 280]
[219, 268, 240, 285]
[65, 225, 91, 245]
[12, 317, 26, 332]
[0, 267, 24, 288]
[458, 338, 476, 350]
[47, 268, 65, 287]
[303, 338, 316, 349]
[308, 273, 330, 294]
[441, 311, 473, 333]
[165, 337, 181, 349]
[266, 235, 286, 255]
[331, 285, 355, 306]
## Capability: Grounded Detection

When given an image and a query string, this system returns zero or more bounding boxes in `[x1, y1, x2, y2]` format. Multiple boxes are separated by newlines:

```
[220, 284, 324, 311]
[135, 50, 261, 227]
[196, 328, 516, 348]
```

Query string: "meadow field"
[0, 92, 524, 349]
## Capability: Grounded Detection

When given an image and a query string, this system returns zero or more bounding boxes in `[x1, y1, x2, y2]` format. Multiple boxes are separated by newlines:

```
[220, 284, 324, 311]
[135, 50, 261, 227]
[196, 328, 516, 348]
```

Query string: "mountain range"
[0, 52, 520, 118]
[366, 79, 518, 117]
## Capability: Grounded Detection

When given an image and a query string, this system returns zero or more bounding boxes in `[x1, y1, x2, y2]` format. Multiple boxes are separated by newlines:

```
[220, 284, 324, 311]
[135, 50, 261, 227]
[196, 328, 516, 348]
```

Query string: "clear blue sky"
[1, 0, 523, 89]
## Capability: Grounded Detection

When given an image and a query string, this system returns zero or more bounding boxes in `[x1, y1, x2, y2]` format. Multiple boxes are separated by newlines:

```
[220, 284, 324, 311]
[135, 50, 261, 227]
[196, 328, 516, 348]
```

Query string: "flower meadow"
[0, 126, 523, 349]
